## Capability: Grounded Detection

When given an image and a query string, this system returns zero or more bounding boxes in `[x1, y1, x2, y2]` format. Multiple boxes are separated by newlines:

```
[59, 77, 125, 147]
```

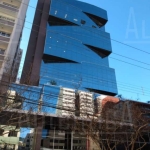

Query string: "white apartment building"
[0, 0, 29, 80]
[23, 132, 34, 149]
[57, 87, 76, 116]
[0, 90, 21, 150]
[78, 91, 94, 118]
[57, 87, 95, 119]
[0, 125, 20, 150]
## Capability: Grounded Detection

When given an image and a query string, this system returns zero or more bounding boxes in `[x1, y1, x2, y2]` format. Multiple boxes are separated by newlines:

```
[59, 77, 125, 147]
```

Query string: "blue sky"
[20, 0, 150, 102]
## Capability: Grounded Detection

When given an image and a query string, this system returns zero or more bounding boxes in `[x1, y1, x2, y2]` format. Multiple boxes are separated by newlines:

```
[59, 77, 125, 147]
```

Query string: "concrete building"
[0, 0, 29, 83]
[78, 91, 94, 118]
[56, 87, 95, 118]
[0, 125, 20, 150]
[0, 90, 23, 150]
[41, 130, 87, 150]
[96, 95, 119, 117]
[23, 133, 34, 150]
[57, 87, 76, 116]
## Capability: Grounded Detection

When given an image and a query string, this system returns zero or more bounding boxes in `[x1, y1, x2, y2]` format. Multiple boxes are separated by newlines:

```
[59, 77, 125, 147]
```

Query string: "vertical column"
[32, 118, 43, 150]
[53, 127, 55, 149]
[71, 131, 73, 150]
[65, 130, 72, 150]
[87, 135, 89, 150]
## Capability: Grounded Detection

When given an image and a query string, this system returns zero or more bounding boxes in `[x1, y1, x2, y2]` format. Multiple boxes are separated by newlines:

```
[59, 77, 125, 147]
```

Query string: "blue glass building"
[20, 0, 118, 113]
[13, 1, 118, 149]
[39, 0, 117, 96]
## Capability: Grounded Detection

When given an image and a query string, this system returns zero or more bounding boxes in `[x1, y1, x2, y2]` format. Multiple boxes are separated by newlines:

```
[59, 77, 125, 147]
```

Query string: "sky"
[20, 0, 150, 103]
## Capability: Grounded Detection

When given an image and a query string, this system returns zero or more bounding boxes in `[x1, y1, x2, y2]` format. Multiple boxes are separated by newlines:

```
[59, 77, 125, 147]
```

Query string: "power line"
[1, 80, 149, 102]
[1, 34, 150, 76]
[1, 63, 150, 97]
[112, 53, 150, 66]
[1, 59, 150, 97]
[110, 57, 150, 71]
[6, 79, 150, 98]
[19, 60, 150, 94]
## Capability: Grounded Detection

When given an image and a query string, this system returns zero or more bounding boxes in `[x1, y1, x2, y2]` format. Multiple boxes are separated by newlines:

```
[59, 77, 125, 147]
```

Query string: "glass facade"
[12, 0, 118, 114]
[9, 1, 118, 148]
[39, 0, 118, 96]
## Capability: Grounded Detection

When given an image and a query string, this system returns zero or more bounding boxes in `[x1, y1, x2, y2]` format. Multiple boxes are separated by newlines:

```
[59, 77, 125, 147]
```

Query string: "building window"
[26, 144, 29, 147]
[0, 129, 4, 135]
[92, 25, 96, 28]
[59, 146, 64, 149]
[81, 20, 86, 24]
[8, 131, 18, 137]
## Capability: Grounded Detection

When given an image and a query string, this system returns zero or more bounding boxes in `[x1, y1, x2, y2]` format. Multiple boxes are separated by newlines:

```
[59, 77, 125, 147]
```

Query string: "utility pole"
[38, 85, 44, 112]
[33, 85, 45, 150]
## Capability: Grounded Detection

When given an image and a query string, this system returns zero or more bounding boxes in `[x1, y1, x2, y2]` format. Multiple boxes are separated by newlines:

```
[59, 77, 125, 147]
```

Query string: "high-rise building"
[21, 0, 118, 96]
[0, 0, 29, 83]
[17, 0, 119, 149]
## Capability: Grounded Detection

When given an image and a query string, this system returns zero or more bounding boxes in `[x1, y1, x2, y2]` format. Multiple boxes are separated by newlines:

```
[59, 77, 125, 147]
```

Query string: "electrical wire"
[1, 79, 149, 100]
[1, 63, 150, 98]
[1, 65, 150, 97]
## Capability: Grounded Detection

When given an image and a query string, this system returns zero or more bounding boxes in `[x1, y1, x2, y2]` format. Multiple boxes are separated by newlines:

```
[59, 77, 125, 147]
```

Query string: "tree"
[49, 80, 57, 85]
[64, 99, 150, 150]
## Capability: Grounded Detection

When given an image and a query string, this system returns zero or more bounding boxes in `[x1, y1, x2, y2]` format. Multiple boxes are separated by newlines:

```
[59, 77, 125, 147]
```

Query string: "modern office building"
[21, 0, 118, 96]
[0, 0, 29, 83]
[18, 0, 118, 149]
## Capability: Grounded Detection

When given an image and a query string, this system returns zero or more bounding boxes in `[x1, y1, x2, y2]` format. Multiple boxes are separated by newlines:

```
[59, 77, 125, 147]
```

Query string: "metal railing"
[0, 15, 15, 22]
[0, 31, 11, 38]
[3, 2, 19, 9]
[0, 2, 19, 12]
[0, 48, 5, 55]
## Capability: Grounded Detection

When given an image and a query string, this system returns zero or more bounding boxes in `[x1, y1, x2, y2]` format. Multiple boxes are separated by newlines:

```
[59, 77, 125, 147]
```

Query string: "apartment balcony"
[0, 16, 15, 27]
[0, 54, 5, 61]
[1, 1, 19, 11]
[0, 48, 5, 55]
[0, 60, 3, 68]
[0, 2, 19, 17]
[4, 0, 21, 8]
[0, 31, 10, 42]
